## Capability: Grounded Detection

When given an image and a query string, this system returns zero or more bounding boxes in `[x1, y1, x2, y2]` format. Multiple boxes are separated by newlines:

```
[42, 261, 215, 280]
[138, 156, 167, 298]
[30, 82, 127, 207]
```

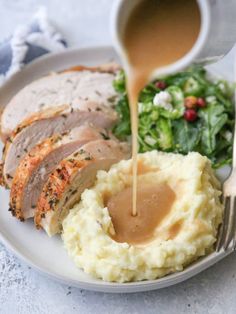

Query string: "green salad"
[113, 67, 235, 168]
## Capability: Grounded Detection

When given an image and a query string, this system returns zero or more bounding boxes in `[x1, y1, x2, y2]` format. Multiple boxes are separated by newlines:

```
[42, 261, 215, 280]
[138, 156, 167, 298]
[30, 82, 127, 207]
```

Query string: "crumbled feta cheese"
[206, 96, 216, 104]
[218, 82, 227, 94]
[144, 136, 157, 146]
[138, 102, 144, 114]
[153, 91, 173, 111]
[222, 130, 233, 142]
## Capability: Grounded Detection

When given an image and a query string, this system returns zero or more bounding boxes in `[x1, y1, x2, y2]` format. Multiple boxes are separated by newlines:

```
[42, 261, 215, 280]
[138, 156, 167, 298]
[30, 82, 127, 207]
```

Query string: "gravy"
[108, 0, 200, 244]
[168, 221, 183, 240]
[123, 0, 201, 216]
[107, 183, 176, 245]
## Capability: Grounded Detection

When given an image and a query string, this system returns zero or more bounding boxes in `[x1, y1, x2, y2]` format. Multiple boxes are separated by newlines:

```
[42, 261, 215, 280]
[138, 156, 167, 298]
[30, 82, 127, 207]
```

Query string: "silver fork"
[216, 74, 236, 252]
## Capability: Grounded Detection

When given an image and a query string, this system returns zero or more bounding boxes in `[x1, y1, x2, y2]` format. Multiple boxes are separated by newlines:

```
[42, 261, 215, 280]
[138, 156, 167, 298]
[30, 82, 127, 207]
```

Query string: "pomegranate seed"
[155, 81, 167, 90]
[184, 96, 197, 109]
[196, 97, 206, 108]
[184, 109, 198, 122]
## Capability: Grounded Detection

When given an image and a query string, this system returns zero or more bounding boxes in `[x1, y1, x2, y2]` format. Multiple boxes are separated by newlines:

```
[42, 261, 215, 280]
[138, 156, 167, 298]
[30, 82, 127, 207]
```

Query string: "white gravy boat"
[111, 0, 236, 78]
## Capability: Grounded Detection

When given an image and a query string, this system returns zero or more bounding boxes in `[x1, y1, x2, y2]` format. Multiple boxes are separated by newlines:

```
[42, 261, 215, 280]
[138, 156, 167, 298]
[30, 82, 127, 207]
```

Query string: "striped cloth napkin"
[0, 7, 67, 87]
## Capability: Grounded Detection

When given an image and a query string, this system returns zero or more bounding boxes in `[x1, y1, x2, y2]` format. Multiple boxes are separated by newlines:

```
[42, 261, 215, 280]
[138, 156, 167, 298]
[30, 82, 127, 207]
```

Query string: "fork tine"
[223, 196, 236, 250]
[215, 195, 225, 251]
[232, 203, 236, 251]
[216, 196, 230, 251]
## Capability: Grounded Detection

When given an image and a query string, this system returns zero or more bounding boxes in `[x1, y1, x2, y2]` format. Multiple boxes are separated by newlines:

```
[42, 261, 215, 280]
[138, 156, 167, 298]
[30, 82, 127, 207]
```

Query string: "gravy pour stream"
[108, 0, 201, 243]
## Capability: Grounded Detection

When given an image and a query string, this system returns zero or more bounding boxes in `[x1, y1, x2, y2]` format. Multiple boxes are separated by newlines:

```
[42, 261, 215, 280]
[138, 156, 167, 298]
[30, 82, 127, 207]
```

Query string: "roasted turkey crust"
[35, 140, 130, 233]
[9, 135, 62, 220]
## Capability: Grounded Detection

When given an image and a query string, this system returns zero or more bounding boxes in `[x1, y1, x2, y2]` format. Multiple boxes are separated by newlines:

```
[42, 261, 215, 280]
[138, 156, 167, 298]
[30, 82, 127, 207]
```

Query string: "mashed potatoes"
[62, 151, 223, 282]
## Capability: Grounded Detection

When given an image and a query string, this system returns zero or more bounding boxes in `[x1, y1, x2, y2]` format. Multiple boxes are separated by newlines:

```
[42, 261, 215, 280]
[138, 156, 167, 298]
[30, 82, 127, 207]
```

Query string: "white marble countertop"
[0, 1, 236, 313]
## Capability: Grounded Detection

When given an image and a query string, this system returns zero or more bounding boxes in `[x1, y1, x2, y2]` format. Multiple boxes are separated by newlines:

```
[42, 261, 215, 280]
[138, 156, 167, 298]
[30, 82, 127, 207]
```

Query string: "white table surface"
[0, 0, 236, 313]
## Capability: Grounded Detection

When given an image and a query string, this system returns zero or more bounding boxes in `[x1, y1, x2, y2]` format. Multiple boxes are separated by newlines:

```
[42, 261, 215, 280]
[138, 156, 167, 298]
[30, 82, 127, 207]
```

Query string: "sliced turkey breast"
[2, 102, 118, 187]
[9, 125, 113, 220]
[63, 62, 121, 74]
[1, 65, 119, 139]
[35, 139, 130, 236]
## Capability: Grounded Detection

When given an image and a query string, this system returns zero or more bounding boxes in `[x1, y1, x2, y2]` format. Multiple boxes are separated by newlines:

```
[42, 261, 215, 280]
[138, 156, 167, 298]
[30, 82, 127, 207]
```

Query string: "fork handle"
[232, 52, 236, 168]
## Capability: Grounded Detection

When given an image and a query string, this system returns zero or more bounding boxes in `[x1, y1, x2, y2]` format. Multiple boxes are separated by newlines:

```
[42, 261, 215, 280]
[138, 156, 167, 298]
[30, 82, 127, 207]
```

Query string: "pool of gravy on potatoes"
[107, 0, 201, 244]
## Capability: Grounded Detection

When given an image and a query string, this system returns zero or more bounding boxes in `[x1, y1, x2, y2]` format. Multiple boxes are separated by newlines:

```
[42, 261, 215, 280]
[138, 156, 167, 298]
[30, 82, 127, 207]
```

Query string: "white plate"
[0, 46, 232, 293]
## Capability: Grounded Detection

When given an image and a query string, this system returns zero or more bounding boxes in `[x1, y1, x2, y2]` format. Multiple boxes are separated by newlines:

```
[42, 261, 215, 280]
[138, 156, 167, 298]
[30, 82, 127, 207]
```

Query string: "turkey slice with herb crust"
[35, 139, 130, 236]
[63, 62, 121, 74]
[1, 102, 118, 188]
[9, 125, 114, 220]
[1, 63, 120, 140]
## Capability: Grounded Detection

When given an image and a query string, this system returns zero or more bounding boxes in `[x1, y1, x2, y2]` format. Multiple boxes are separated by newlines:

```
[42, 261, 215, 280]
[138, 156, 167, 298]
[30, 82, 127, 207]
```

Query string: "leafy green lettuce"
[113, 66, 235, 168]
